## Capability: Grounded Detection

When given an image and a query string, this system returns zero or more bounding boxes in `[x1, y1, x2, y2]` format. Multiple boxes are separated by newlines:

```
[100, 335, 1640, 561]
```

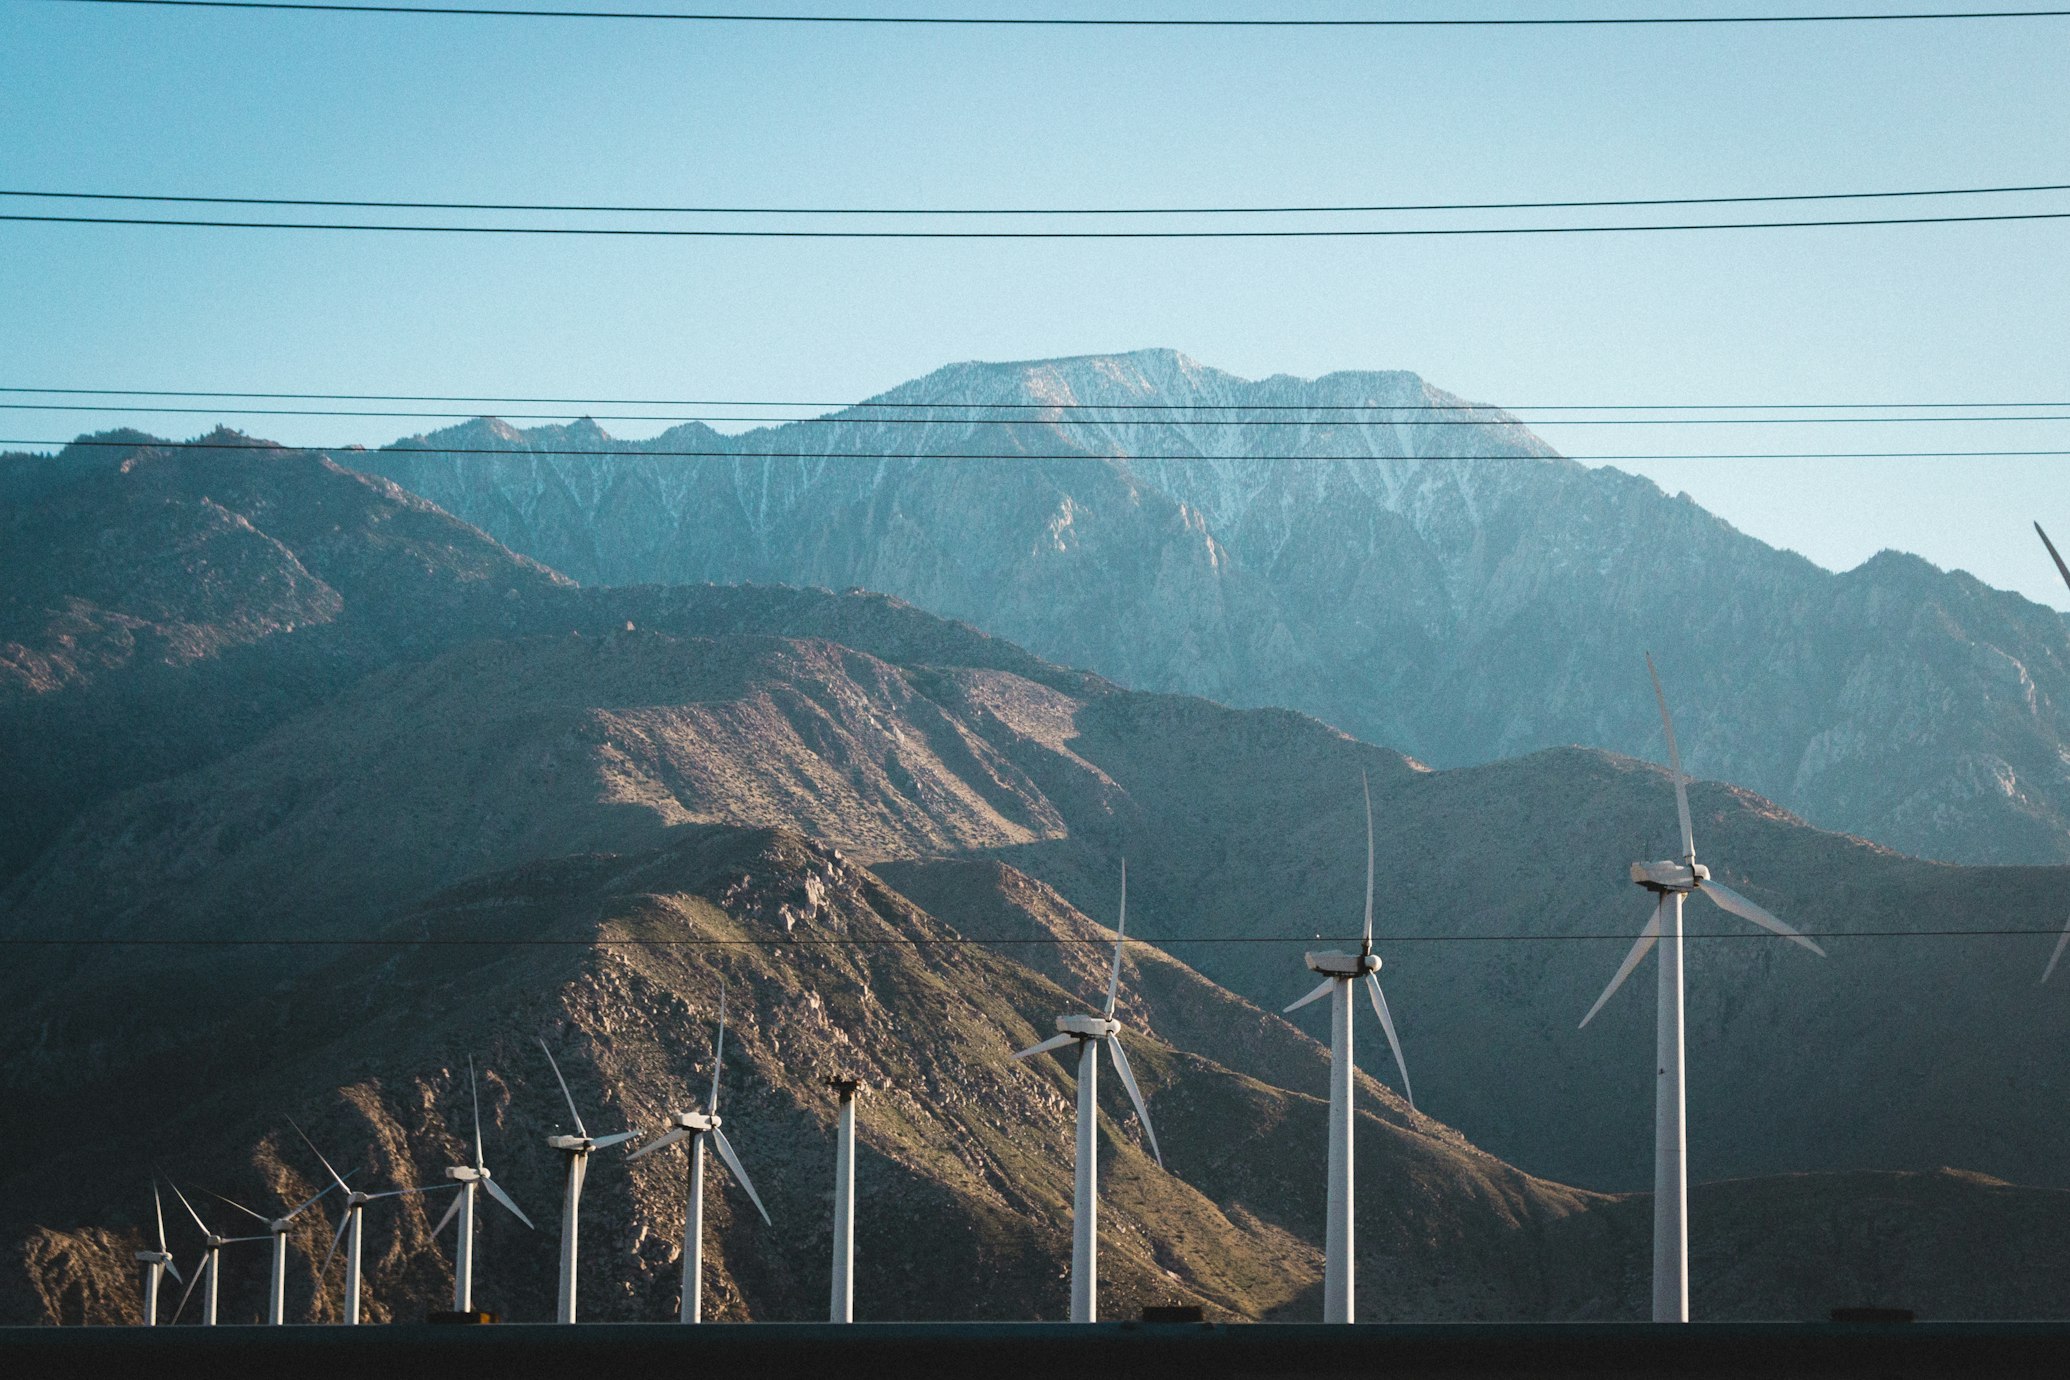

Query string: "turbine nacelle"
[665, 1108, 719, 1133]
[1631, 860, 1710, 892]
[1055, 1013, 1120, 1039]
[443, 1165, 493, 1184]
[546, 1133, 605, 1152]
[134, 1249, 173, 1265]
[1305, 949, 1382, 978]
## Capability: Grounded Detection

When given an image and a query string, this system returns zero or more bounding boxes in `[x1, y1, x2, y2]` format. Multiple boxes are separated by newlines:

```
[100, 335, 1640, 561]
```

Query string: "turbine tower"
[431, 1057, 536, 1314]
[166, 1180, 267, 1326]
[826, 1075, 862, 1323]
[1282, 773, 1414, 1324]
[627, 990, 771, 1324]
[2033, 523, 2070, 984]
[1011, 861, 1164, 1324]
[297, 1122, 455, 1325]
[1579, 653, 1827, 1323]
[134, 1180, 184, 1326]
[207, 1175, 346, 1324]
[538, 1037, 639, 1324]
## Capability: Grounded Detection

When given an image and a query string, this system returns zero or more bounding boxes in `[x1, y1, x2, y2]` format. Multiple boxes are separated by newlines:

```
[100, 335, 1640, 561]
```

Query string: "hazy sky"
[4, 1, 2068, 605]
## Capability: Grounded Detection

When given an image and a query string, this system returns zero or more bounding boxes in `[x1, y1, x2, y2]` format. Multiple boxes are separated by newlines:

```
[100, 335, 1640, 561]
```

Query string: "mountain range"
[9, 428, 2070, 1324]
[356, 349, 2070, 867]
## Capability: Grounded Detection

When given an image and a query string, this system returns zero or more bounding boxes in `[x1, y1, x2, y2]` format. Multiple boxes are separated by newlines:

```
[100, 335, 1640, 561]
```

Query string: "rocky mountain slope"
[358, 350, 2070, 866]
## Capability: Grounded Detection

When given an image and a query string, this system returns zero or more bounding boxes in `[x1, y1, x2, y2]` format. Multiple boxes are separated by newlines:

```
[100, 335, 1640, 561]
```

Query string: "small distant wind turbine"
[2032, 523, 2070, 984]
[134, 1180, 184, 1326]
[1012, 861, 1164, 1324]
[825, 1075, 862, 1323]
[538, 1037, 639, 1324]
[431, 1057, 535, 1314]
[208, 1173, 347, 1324]
[1579, 653, 1826, 1323]
[296, 1122, 456, 1325]
[166, 1180, 267, 1326]
[1283, 773, 1414, 1324]
[627, 990, 770, 1324]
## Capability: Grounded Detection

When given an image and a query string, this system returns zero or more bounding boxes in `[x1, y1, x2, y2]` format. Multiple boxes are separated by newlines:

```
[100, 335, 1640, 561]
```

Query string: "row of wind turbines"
[127, 520, 2070, 1327]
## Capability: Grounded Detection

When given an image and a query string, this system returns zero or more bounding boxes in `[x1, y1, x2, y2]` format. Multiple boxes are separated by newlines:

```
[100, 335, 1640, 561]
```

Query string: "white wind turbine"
[1011, 861, 1164, 1324]
[626, 990, 771, 1324]
[1282, 773, 1414, 1324]
[1579, 653, 1827, 1323]
[166, 1180, 267, 1326]
[431, 1057, 536, 1314]
[134, 1180, 184, 1326]
[825, 1075, 862, 1323]
[2033, 523, 2070, 984]
[296, 1122, 457, 1325]
[538, 1037, 640, 1324]
[207, 1173, 347, 1324]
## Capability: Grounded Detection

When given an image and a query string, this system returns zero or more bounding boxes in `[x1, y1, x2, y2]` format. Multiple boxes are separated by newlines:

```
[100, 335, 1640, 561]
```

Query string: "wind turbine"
[2032, 522, 2070, 984]
[296, 1122, 456, 1325]
[626, 990, 770, 1324]
[1579, 653, 1826, 1323]
[825, 1075, 862, 1323]
[134, 1180, 184, 1326]
[207, 1174, 346, 1324]
[1283, 773, 1414, 1324]
[538, 1037, 639, 1324]
[166, 1180, 267, 1326]
[431, 1057, 536, 1314]
[1012, 860, 1164, 1324]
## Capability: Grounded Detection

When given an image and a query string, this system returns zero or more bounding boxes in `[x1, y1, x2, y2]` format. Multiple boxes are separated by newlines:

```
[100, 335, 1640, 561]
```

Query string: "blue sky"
[4, 1, 2068, 605]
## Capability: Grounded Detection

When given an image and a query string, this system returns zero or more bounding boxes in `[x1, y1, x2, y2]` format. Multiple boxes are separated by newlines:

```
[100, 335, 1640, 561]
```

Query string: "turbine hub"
[1305, 950, 1380, 977]
[1055, 1013, 1119, 1037]
[1630, 860, 1709, 892]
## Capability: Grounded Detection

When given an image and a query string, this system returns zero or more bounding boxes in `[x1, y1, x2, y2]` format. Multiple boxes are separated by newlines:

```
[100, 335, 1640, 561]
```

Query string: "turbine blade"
[1698, 879, 1827, 956]
[290, 1119, 353, 1197]
[1104, 859, 1127, 1019]
[537, 1037, 590, 1140]
[1646, 652, 1697, 863]
[431, 1193, 462, 1239]
[2042, 913, 2070, 984]
[318, 1212, 349, 1278]
[1364, 973, 1415, 1112]
[368, 1182, 458, 1200]
[2037, 521, 2070, 592]
[627, 1127, 690, 1162]
[284, 1170, 351, 1222]
[207, 1188, 267, 1225]
[163, 1256, 184, 1286]
[1105, 1036, 1163, 1168]
[153, 1179, 169, 1253]
[469, 1056, 485, 1172]
[170, 1256, 204, 1324]
[482, 1176, 536, 1230]
[1283, 977, 1335, 1014]
[167, 1180, 210, 1237]
[1011, 1032, 1077, 1060]
[1362, 770, 1376, 952]
[590, 1129, 639, 1150]
[1581, 903, 1664, 1029]
[710, 1127, 772, 1226]
[709, 987, 728, 1117]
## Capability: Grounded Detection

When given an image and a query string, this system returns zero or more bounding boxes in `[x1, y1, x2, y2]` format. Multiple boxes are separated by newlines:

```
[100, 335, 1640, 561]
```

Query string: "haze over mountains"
[361, 349, 2070, 867]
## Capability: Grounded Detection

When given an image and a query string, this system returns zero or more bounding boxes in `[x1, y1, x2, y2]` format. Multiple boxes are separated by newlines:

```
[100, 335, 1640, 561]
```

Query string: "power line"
[0, 928, 2060, 947]
[33, 0, 2070, 28]
[8, 387, 2069, 412]
[9, 402, 2070, 426]
[6, 180, 2068, 218]
[9, 208, 2070, 238]
[8, 436, 2069, 461]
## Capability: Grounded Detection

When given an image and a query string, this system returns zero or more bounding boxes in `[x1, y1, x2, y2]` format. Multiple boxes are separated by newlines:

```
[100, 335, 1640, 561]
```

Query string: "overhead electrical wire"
[8, 207, 2070, 237]
[8, 387, 2069, 411]
[1, 928, 2063, 947]
[31, 0, 2070, 28]
[5, 179, 2067, 217]
[8, 402, 2070, 425]
[7, 436, 2068, 461]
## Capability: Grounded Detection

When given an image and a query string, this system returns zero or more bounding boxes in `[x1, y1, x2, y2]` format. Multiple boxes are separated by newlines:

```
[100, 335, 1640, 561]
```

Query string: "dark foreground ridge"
[7, 1321, 2069, 1380]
